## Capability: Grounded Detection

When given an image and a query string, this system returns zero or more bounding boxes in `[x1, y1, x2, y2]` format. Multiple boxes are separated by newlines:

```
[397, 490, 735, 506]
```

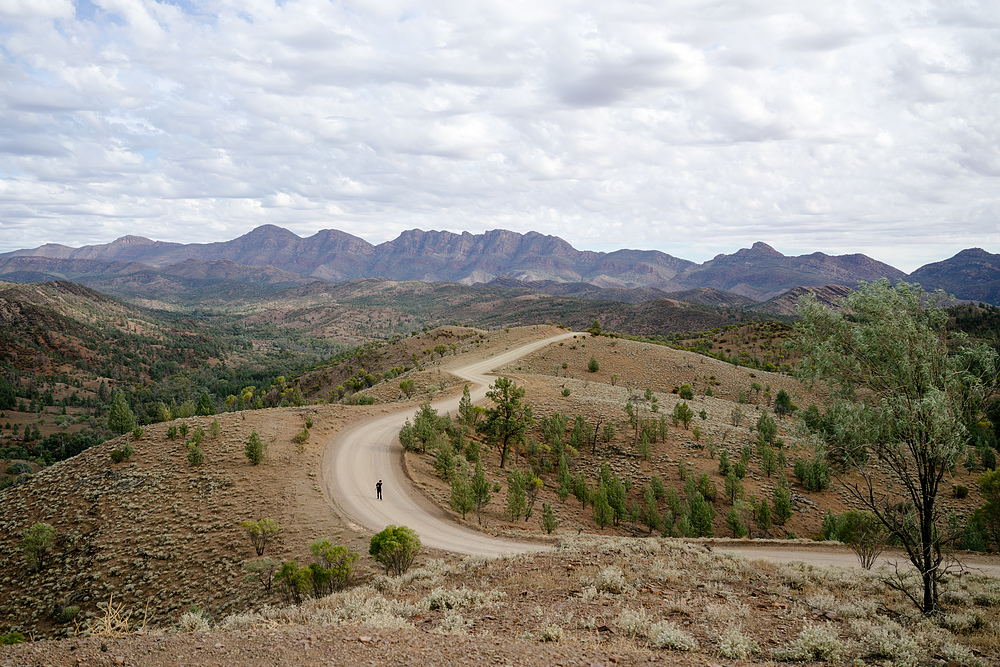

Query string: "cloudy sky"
[1, 0, 997, 272]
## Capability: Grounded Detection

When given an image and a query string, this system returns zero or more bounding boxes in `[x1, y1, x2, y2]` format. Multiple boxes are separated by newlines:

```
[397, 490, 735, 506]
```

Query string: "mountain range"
[1, 225, 997, 305]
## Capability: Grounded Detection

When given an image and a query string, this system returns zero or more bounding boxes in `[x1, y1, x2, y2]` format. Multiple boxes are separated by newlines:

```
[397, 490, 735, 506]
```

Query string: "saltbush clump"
[717, 627, 760, 660]
[649, 620, 698, 651]
[596, 565, 628, 594]
[179, 610, 210, 632]
[779, 623, 845, 662]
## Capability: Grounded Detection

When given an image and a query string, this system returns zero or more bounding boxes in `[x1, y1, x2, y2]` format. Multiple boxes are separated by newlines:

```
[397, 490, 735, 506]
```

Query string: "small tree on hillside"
[245, 430, 266, 465]
[477, 377, 532, 468]
[21, 522, 56, 572]
[107, 390, 135, 435]
[196, 391, 216, 416]
[241, 518, 279, 556]
[471, 462, 492, 525]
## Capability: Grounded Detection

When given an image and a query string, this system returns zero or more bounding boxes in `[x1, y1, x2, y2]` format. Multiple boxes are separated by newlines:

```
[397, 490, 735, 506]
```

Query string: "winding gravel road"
[321, 331, 580, 556]
[321, 330, 1000, 577]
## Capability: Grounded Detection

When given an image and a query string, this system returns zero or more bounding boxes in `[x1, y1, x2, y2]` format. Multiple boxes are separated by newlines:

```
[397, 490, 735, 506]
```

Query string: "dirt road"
[322, 331, 1000, 577]
[321, 330, 580, 556]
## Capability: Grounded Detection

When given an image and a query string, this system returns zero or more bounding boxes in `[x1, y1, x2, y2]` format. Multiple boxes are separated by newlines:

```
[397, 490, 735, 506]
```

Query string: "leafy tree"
[0, 377, 15, 410]
[672, 401, 693, 429]
[796, 280, 999, 613]
[573, 473, 589, 508]
[245, 430, 266, 465]
[718, 449, 730, 477]
[505, 467, 528, 521]
[978, 469, 1000, 548]
[637, 430, 651, 460]
[773, 483, 792, 525]
[641, 484, 662, 534]
[22, 522, 56, 571]
[399, 402, 448, 454]
[241, 518, 279, 556]
[592, 486, 614, 528]
[196, 391, 215, 416]
[450, 472, 474, 519]
[458, 384, 475, 428]
[726, 504, 748, 538]
[471, 462, 491, 524]
[399, 379, 416, 398]
[689, 492, 715, 537]
[724, 473, 743, 504]
[759, 443, 778, 478]
[107, 390, 135, 435]
[756, 497, 772, 537]
[540, 502, 559, 534]
[774, 389, 793, 418]
[477, 377, 532, 468]
[369, 525, 421, 576]
[755, 411, 777, 445]
[433, 443, 456, 480]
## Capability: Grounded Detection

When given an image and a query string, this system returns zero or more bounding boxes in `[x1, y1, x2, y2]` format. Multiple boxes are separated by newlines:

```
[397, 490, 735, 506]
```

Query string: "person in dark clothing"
[376, 479, 382, 500]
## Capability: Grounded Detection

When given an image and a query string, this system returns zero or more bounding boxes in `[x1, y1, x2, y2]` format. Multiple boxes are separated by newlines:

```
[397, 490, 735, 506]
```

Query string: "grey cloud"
[0, 0, 995, 274]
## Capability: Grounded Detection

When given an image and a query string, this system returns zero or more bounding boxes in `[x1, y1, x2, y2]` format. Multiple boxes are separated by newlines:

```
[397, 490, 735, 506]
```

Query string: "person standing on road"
[376, 479, 382, 500]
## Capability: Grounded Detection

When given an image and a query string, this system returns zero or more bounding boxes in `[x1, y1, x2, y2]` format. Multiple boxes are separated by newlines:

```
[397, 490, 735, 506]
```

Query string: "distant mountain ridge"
[2, 226, 996, 305]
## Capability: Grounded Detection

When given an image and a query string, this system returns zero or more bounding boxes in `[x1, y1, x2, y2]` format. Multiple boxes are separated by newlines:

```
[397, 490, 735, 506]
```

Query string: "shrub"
[245, 430, 266, 465]
[717, 627, 760, 660]
[187, 446, 205, 466]
[781, 623, 844, 662]
[678, 384, 694, 400]
[309, 538, 359, 595]
[292, 427, 309, 444]
[275, 561, 310, 604]
[166, 424, 178, 440]
[57, 605, 80, 623]
[954, 484, 969, 499]
[370, 525, 421, 576]
[6, 461, 31, 476]
[587, 355, 599, 372]
[562, 388, 571, 397]
[209, 419, 221, 439]
[649, 620, 698, 651]
[241, 518, 279, 556]
[596, 566, 628, 594]
[242, 557, 277, 594]
[617, 607, 650, 637]
[22, 521, 56, 571]
[537, 624, 563, 642]
[180, 610, 210, 632]
[131, 426, 143, 440]
[0, 631, 25, 645]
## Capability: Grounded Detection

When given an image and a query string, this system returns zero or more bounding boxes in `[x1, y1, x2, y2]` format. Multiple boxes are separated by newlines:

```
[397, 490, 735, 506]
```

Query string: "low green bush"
[0, 631, 24, 645]
[370, 525, 421, 576]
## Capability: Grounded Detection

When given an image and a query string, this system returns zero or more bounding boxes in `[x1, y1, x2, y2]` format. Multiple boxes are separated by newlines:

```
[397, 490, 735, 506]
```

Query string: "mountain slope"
[908, 248, 1000, 304]
[2, 226, 991, 304]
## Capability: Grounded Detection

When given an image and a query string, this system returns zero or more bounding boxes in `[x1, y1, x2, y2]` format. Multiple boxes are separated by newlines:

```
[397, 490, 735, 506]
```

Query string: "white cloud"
[0, 0, 996, 273]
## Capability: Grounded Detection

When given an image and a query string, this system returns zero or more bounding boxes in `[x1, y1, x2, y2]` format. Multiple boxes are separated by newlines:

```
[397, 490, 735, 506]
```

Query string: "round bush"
[369, 525, 421, 576]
